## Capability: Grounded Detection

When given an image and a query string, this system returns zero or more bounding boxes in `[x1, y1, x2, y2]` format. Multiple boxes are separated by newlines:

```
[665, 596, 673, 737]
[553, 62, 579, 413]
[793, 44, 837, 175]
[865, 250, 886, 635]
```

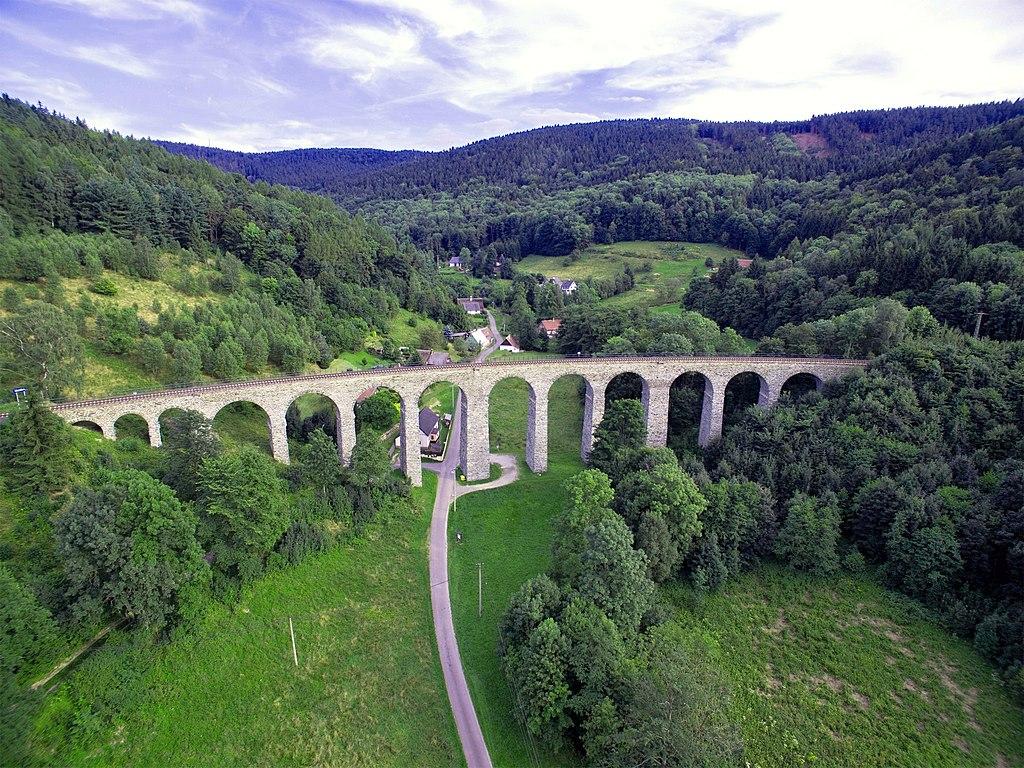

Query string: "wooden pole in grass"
[289, 617, 298, 667]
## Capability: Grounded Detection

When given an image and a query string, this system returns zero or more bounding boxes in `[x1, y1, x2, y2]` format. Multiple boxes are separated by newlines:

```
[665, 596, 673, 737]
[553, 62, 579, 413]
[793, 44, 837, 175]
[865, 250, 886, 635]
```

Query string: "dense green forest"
[153, 141, 427, 192]
[165, 103, 1024, 341]
[0, 96, 467, 401]
[500, 328, 1023, 764]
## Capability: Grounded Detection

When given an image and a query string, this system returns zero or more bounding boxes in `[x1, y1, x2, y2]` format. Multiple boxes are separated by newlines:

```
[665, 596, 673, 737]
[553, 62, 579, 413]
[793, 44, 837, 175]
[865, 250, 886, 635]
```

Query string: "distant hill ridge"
[152, 141, 428, 194]
[155, 102, 1024, 203]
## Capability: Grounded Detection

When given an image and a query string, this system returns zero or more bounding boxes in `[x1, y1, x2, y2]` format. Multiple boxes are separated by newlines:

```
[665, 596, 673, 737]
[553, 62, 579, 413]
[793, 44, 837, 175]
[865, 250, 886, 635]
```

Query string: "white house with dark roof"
[458, 297, 485, 315]
[498, 335, 521, 352]
[418, 407, 440, 448]
[547, 276, 578, 295]
[447, 256, 463, 270]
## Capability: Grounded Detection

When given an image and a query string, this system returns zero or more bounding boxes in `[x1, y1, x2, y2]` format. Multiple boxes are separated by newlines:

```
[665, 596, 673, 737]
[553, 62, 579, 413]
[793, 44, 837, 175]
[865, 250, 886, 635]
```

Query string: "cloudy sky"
[1, 0, 1022, 151]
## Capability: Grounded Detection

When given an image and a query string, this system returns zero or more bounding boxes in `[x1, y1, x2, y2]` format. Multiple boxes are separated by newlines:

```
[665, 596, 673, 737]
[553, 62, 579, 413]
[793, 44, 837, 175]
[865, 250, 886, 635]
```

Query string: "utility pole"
[477, 562, 483, 618]
[973, 311, 986, 339]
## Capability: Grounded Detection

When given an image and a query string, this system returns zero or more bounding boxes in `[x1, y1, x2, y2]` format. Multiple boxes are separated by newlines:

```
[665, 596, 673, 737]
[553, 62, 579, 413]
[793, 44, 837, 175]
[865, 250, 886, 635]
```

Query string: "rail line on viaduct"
[51, 356, 867, 486]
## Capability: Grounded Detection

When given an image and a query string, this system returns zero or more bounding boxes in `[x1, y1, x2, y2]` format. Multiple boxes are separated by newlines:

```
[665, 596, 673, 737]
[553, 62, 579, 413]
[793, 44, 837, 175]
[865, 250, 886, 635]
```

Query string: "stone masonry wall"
[52, 357, 865, 486]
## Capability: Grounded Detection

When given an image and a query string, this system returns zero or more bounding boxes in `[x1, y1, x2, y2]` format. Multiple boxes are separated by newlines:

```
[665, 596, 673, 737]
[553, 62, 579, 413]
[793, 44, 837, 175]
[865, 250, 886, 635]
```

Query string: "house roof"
[458, 297, 485, 312]
[417, 349, 451, 366]
[500, 335, 520, 348]
[471, 326, 494, 344]
[355, 386, 377, 402]
[419, 407, 440, 435]
[539, 318, 562, 333]
[736, 258, 753, 268]
[448, 256, 461, 265]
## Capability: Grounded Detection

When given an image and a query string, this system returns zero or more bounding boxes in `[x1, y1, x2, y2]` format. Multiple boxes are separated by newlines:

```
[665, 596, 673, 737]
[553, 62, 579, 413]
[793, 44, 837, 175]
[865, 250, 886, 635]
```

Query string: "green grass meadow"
[666, 568, 1024, 768]
[518, 240, 741, 311]
[31, 476, 463, 768]
[211, 401, 273, 455]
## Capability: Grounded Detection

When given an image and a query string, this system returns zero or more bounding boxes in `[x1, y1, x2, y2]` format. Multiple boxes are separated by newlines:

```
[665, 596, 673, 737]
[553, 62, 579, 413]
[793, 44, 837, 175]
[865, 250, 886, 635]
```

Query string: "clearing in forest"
[517, 240, 742, 310]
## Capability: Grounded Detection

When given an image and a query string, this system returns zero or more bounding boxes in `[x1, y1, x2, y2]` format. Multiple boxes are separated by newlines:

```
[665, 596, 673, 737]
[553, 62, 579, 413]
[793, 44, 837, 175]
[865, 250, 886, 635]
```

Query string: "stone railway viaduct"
[51, 356, 866, 486]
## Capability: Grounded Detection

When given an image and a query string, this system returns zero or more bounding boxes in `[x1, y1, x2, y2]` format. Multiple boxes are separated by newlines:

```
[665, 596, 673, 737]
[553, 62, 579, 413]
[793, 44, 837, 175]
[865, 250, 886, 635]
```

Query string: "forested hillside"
[154, 141, 427, 193]
[164, 103, 1024, 341]
[0, 96, 465, 401]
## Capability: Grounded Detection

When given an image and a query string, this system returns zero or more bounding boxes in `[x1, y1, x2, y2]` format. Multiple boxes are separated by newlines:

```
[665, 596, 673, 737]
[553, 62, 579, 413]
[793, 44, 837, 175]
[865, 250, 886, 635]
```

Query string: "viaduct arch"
[51, 356, 866, 486]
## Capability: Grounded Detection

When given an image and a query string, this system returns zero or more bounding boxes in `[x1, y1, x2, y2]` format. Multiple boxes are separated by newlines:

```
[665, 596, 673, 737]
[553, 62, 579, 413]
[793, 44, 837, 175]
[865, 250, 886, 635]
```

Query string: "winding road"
[425, 311, 510, 768]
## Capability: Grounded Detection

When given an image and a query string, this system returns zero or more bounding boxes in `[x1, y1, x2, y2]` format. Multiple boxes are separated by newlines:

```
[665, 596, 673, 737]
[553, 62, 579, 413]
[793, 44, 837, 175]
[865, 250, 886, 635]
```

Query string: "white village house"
[498, 335, 521, 352]
[457, 297, 485, 315]
[418, 407, 440, 448]
[470, 326, 495, 349]
[548, 276, 578, 295]
[538, 318, 562, 338]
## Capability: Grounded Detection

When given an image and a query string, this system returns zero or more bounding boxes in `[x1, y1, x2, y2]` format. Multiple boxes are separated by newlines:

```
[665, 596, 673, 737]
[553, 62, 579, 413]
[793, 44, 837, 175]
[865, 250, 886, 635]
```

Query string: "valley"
[0, 72, 1022, 768]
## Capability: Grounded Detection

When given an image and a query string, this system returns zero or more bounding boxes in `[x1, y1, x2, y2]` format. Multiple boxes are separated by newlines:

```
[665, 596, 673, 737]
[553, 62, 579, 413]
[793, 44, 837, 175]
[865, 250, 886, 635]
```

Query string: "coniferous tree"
[0, 392, 76, 499]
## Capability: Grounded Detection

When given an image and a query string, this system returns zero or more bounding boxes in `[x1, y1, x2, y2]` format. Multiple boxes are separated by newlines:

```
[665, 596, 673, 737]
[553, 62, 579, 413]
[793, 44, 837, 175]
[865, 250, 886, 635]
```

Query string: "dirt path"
[30, 619, 124, 691]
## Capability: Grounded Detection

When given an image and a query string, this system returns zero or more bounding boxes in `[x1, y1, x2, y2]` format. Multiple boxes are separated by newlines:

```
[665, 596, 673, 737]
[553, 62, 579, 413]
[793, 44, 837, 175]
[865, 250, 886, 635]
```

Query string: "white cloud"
[0, 69, 141, 133]
[167, 120, 345, 152]
[69, 43, 157, 78]
[0, 68, 88, 106]
[301, 0, 1024, 130]
[661, 0, 1024, 121]
[304, 20, 432, 85]
[2, 19, 159, 78]
[246, 75, 292, 96]
[348, 0, 485, 39]
[6, 0, 1023, 152]
[40, 0, 209, 25]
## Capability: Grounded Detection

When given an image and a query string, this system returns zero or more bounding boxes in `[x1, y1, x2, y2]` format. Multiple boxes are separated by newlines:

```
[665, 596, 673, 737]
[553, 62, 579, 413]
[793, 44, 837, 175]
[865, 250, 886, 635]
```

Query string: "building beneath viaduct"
[51, 356, 866, 486]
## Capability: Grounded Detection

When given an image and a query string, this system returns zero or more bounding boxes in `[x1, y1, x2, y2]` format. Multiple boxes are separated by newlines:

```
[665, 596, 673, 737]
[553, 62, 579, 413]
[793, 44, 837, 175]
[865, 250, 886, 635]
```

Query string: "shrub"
[89, 277, 118, 296]
[774, 492, 841, 575]
[276, 520, 330, 565]
[842, 548, 867, 573]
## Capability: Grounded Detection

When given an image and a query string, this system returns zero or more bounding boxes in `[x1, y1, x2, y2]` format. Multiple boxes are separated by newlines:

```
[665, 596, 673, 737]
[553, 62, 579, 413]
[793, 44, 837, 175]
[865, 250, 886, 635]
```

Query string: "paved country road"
[424, 320, 507, 768]
[477, 310, 501, 362]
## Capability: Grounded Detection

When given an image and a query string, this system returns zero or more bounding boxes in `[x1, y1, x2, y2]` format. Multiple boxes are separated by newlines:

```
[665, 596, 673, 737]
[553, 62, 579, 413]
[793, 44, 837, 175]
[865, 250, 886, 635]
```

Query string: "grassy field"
[518, 240, 742, 310]
[33, 476, 463, 768]
[1, 256, 222, 399]
[386, 307, 446, 349]
[319, 350, 387, 373]
[420, 381, 457, 417]
[449, 376, 586, 768]
[80, 342, 164, 397]
[666, 568, 1024, 768]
